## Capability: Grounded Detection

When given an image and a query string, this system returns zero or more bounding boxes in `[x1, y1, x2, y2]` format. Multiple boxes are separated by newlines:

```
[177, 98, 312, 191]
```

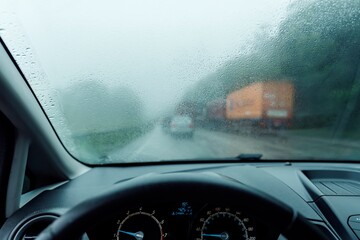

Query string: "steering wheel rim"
[36, 172, 326, 240]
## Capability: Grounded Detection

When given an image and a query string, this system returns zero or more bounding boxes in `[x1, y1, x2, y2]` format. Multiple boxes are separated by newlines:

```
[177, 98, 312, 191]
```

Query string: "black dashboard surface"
[2, 162, 360, 239]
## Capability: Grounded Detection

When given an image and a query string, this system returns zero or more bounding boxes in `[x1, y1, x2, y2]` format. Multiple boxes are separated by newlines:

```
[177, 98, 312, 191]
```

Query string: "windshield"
[1, 0, 360, 163]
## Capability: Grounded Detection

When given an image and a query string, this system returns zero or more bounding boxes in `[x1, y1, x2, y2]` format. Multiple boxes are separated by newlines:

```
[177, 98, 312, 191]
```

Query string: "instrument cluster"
[86, 202, 277, 240]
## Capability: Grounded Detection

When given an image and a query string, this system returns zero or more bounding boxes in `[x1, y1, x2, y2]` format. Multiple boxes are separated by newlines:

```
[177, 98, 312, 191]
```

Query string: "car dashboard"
[88, 201, 271, 240]
[1, 161, 360, 239]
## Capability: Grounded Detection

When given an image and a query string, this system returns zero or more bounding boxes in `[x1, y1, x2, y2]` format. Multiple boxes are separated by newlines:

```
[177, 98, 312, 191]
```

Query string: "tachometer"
[116, 208, 167, 240]
[194, 207, 256, 240]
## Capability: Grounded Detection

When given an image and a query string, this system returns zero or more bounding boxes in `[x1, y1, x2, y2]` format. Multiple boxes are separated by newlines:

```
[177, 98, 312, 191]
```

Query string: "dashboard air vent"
[312, 180, 360, 196]
[12, 214, 58, 240]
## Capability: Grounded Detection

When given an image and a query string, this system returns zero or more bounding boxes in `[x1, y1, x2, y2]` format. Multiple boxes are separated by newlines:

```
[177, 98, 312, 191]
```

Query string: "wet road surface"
[107, 125, 360, 163]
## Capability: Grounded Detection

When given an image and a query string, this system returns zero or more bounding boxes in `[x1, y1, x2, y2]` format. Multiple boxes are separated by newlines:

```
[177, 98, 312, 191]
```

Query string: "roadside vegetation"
[183, 0, 360, 138]
[59, 80, 154, 162]
[71, 124, 154, 163]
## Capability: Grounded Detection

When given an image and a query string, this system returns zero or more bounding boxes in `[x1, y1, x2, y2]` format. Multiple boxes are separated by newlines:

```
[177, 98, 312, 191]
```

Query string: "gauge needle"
[118, 230, 144, 240]
[202, 232, 229, 240]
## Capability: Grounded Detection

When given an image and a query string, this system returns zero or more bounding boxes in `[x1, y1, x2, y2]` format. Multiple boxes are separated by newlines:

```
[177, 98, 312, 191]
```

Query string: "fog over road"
[108, 125, 360, 163]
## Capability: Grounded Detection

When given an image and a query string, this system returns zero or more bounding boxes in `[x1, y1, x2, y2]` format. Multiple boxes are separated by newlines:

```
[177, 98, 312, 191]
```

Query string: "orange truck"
[226, 81, 294, 128]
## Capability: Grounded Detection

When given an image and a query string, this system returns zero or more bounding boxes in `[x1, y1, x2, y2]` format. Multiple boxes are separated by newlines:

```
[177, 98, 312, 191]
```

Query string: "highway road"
[107, 125, 360, 163]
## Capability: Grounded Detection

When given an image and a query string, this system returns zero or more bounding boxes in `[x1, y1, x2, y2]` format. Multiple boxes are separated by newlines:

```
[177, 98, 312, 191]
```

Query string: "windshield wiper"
[236, 154, 263, 161]
[159, 154, 264, 163]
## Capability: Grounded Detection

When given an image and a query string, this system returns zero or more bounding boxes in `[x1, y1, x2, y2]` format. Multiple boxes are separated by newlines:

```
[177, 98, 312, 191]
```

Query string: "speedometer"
[116, 208, 167, 240]
[194, 207, 257, 240]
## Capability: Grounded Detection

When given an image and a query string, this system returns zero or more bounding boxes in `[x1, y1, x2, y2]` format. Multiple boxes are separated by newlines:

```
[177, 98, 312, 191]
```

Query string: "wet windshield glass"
[1, 0, 360, 163]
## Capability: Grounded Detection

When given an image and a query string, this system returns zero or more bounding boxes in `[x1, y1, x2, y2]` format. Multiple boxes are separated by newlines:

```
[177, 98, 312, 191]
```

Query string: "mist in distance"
[2, 0, 290, 124]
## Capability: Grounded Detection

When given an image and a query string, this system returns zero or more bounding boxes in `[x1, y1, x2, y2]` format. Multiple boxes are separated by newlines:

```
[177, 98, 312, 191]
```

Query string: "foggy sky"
[1, 0, 291, 118]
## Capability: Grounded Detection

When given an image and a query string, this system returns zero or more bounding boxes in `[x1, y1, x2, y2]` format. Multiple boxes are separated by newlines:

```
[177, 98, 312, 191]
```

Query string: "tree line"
[183, 0, 360, 136]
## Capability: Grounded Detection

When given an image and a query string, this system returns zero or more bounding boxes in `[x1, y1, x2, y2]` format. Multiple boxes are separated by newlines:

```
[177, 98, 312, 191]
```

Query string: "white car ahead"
[170, 115, 194, 138]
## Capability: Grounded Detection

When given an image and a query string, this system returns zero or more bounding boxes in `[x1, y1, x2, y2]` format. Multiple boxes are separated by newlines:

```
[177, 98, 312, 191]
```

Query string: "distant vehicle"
[161, 116, 172, 132]
[226, 81, 294, 129]
[203, 81, 294, 130]
[206, 99, 226, 120]
[170, 115, 195, 138]
[203, 99, 227, 129]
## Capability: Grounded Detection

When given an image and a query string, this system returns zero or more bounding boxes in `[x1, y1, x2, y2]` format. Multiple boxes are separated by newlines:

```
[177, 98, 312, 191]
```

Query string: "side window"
[0, 111, 15, 224]
[22, 173, 31, 194]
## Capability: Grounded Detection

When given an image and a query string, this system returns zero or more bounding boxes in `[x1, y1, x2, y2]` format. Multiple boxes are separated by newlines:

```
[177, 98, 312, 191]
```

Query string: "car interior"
[1, 0, 360, 239]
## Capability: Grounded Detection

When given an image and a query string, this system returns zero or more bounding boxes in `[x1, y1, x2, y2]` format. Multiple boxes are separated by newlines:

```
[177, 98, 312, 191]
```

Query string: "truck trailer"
[226, 81, 294, 129]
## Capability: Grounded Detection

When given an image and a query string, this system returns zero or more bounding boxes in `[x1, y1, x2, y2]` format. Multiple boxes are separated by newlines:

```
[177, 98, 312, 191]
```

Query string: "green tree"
[183, 0, 360, 135]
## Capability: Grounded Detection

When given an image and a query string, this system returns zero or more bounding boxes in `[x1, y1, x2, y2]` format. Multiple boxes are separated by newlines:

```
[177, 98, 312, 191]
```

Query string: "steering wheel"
[37, 172, 326, 240]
